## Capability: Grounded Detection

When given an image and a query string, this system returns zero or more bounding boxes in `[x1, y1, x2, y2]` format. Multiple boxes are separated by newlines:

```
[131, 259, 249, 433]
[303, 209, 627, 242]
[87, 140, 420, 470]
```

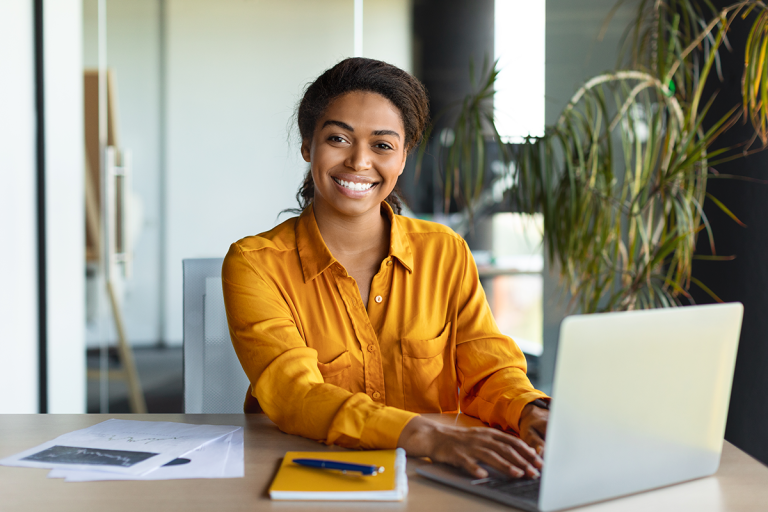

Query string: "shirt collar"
[383, 201, 414, 274]
[296, 202, 414, 283]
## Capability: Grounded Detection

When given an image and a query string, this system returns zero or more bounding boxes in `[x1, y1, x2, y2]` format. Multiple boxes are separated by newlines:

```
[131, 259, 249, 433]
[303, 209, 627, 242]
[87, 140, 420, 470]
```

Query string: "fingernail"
[477, 468, 488, 478]
[536, 446, 544, 455]
[528, 467, 540, 478]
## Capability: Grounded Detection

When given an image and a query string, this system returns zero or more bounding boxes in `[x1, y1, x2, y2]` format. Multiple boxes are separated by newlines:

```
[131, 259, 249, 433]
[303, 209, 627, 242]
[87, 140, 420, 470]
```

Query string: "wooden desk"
[1, 413, 767, 511]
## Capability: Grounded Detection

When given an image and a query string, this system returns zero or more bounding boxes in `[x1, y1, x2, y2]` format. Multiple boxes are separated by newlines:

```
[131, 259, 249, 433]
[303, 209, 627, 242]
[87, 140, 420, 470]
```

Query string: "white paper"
[0, 419, 240, 476]
[48, 427, 244, 481]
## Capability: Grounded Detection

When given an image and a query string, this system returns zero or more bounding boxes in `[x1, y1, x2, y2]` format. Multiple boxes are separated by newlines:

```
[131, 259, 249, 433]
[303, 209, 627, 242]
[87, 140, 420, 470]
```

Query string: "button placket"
[369, 261, 392, 312]
[331, 269, 386, 403]
[363, 260, 396, 404]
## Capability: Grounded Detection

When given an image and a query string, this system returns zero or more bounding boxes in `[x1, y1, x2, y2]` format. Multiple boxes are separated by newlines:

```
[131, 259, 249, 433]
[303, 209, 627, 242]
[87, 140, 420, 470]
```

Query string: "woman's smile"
[331, 173, 379, 197]
[333, 177, 375, 192]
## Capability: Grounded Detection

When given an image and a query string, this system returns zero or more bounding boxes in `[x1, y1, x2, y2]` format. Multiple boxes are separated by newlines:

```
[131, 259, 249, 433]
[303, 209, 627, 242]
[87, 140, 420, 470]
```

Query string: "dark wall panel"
[405, 0, 494, 213]
[692, 3, 768, 465]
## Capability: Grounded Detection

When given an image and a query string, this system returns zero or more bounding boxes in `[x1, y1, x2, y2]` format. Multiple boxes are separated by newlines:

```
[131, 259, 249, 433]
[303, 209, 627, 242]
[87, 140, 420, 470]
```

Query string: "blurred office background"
[3, 0, 768, 465]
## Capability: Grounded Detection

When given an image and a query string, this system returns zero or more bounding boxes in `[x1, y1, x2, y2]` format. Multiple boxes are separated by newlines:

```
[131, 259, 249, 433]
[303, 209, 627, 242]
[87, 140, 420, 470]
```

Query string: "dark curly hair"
[293, 57, 429, 214]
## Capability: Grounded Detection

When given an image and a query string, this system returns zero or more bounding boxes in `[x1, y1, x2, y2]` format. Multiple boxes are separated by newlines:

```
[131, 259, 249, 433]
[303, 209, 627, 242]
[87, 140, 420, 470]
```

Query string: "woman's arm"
[222, 243, 417, 448]
[433, 239, 551, 476]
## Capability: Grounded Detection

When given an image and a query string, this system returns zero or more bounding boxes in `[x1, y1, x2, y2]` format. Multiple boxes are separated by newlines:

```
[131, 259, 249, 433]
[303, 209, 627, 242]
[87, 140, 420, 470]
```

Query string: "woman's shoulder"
[227, 215, 299, 257]
[395, 214, 466, 247]
[223, 216, 301, 283]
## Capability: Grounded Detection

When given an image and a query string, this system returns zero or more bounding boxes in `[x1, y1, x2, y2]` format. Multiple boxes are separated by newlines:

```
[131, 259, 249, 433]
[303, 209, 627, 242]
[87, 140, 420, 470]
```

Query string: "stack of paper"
[0, 419, 244, 482]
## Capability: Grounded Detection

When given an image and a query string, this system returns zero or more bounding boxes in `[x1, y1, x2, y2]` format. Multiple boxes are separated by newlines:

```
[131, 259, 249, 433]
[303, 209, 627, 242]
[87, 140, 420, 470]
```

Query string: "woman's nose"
[345, 143, 372, 171]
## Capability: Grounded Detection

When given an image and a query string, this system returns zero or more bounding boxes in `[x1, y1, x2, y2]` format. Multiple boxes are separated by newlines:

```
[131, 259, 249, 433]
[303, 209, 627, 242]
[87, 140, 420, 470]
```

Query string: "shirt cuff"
[359, 406, 420, 449]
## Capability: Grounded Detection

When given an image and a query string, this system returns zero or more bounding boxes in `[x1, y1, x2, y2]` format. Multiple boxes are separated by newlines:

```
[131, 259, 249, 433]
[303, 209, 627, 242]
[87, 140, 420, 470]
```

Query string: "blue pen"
[292, 458, 384, 476]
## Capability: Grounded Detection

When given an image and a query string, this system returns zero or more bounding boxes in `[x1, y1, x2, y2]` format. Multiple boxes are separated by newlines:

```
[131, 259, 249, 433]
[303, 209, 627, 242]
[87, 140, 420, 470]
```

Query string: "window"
[494, 0, 546, 142]
[476, 213, 544, 355]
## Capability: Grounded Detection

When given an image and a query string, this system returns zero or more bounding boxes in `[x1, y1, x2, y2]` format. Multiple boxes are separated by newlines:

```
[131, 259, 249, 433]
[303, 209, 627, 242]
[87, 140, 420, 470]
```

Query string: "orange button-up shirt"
[222, 202, 548, 449]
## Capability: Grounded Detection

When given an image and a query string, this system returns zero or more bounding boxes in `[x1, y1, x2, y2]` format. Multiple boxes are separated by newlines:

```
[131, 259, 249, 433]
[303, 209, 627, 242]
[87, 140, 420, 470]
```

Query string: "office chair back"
[182, 258, 250, 413]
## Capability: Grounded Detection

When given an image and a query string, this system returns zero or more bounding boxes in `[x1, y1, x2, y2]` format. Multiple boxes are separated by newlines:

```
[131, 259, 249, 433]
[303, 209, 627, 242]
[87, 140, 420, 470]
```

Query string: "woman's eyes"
[326, 136, 394, 151]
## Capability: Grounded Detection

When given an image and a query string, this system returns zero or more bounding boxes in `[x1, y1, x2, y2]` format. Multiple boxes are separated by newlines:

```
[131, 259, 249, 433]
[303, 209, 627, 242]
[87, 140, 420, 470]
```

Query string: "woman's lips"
[332, 176, 376, 192]
[332, 176, 378, 197]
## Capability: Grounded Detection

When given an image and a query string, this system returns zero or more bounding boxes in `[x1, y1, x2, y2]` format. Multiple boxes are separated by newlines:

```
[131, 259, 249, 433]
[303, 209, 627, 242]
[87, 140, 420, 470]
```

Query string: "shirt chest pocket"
[317, 351, 352, 389]
[401, 322, 455, 413]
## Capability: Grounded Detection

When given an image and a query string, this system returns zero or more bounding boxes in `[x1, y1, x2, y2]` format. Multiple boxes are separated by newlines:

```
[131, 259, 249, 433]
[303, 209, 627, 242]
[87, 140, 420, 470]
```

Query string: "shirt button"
[374, 295, 383, 303]
[367, 345, 375, 352]
[372, 391, 381, 399]
[386, 260, 393, 266]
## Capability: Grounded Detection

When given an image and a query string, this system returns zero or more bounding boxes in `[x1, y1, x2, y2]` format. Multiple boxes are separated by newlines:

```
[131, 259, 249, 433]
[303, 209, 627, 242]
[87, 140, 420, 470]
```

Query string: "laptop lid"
[539, 303, 743, 511]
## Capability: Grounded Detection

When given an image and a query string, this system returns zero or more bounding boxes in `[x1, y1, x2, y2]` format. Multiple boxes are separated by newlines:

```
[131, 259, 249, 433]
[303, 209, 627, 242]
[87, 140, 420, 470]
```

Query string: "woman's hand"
[518, 403, 549, 456]
[397, 416, 543, 479]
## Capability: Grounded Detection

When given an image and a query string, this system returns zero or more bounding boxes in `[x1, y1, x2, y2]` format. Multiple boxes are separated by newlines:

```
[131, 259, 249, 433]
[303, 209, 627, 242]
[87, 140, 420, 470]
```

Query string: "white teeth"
[334, 178, 373, 191]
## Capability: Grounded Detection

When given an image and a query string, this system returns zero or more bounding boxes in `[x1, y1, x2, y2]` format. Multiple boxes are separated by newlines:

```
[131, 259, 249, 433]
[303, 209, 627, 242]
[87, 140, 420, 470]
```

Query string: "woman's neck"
[312, 200, 389, 259]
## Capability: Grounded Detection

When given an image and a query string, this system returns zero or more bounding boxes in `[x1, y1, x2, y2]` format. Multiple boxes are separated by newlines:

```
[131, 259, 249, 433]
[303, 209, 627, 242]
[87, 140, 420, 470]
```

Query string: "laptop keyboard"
[476, 477, 541, 501]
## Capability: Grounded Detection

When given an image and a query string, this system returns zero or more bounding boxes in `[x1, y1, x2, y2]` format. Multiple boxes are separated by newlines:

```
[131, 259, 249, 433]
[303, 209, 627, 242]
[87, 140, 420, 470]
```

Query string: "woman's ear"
[301, 139, 311, 163]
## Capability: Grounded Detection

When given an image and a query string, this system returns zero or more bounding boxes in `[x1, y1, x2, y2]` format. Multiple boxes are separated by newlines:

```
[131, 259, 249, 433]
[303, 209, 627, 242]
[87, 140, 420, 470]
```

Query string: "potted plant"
[422, 0, 768, 313]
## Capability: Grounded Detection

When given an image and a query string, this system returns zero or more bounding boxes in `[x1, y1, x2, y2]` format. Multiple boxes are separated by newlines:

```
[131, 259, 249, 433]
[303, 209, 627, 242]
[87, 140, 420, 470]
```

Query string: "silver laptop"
[417, 303, 743, 511]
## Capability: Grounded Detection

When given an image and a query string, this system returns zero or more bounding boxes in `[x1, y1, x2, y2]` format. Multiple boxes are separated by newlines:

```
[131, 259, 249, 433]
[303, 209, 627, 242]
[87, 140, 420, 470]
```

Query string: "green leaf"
[690, 276, 724, 303]
[706, 192, 747, 227]
[693, 255, 736, 261]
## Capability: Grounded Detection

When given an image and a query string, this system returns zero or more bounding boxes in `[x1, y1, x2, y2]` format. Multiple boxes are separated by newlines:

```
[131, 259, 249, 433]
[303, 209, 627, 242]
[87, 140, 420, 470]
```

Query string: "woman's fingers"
[456, 454, 490, 479]
[427, 424, 544, 480]
[463, 429, 541, 478]
[475, 448, 527, 479]
[481, 428, 543, 468]
[476, 438, 538, 476]
[518, 405, 549, 459]
[524, 427, 546, 457]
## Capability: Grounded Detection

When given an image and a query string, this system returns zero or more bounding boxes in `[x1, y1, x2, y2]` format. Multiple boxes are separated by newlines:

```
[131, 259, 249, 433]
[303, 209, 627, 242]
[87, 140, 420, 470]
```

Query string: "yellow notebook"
[269, 448, 407, 501]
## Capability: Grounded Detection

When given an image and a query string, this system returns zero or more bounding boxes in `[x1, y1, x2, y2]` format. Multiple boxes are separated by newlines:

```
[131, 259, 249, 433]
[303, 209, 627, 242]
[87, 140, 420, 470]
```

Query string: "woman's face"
[301, 91, 407, 219]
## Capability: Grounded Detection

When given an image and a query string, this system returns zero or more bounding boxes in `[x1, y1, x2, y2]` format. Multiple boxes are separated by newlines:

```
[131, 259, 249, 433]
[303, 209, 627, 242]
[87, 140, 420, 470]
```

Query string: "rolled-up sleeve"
[222, 243, 417, 448]
[454, 240, 550, 433]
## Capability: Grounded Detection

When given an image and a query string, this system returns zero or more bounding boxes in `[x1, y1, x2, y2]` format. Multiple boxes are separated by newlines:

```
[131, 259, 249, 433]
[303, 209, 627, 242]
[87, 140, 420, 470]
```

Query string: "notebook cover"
[269, 449, 406, 501]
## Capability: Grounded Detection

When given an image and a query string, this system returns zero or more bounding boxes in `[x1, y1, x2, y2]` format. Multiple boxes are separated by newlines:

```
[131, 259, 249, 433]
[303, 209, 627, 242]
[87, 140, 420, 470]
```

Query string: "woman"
[222, 58, 550, 480]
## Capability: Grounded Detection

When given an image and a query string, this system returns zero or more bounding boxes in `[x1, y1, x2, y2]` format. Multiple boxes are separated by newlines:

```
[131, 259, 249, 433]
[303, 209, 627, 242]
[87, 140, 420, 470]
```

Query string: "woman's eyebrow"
[372, 129, 400, 139]
[322, 120, 354, 131]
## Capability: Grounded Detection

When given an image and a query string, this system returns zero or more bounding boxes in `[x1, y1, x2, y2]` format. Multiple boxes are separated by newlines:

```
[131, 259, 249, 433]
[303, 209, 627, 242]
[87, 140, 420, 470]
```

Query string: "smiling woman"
[221, 58, 550, 482]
